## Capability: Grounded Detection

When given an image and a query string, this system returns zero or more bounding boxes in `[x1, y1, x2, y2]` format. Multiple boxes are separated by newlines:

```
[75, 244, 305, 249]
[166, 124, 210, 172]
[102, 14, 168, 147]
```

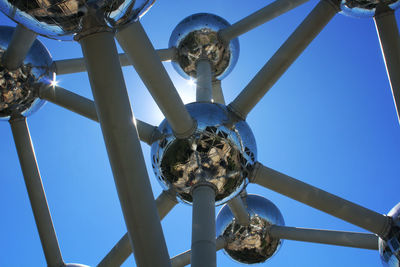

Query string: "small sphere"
[216, 194, 285, 264]
[0, 26, 53, 120]
[340, 0, 400, 17]
[0, 0, 155, 40]
[169, 13, 240, 80]
[379, 203, 400, 267]
[151, 102, 256, 205]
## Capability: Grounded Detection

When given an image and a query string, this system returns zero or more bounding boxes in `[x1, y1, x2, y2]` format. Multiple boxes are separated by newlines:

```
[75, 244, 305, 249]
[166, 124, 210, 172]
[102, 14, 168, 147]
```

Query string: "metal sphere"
[216, 194, 285, 264]
[151, 102, 256, 205]
[340, 0, 400, 17]
[379, 203, 400, 267]
[169, 13, 240, 80]
[0, 0, 155, 40]
[0, 26, 52, 120]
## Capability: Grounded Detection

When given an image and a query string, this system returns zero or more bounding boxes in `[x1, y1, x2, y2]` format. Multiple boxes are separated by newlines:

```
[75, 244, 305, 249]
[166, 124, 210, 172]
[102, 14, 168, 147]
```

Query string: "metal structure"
[0, 0, 399, 266]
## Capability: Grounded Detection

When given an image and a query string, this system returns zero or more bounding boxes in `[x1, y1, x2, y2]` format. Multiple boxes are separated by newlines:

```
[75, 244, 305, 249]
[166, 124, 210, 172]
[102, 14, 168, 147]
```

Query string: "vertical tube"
[196, 59, 213, 102]
[212, 79, 225, 104]
[9, 117, 64, 267]
[79, 31, 171, 267]
[2, 24, 37, 70]
[374, 8, 400, 123]
[191, 185, 216, 267]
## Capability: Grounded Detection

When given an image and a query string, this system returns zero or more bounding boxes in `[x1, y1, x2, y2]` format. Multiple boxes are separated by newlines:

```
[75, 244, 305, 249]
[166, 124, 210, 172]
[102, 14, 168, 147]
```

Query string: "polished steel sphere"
[169, 13, 239, 80]
[0, 26, 52, 120]
[379, 203, 400, 267]
[0, 0, 155, 40]
[340, 0, 400, 17]
[151, 102, 256, 205]
[216, 194, 285, 264]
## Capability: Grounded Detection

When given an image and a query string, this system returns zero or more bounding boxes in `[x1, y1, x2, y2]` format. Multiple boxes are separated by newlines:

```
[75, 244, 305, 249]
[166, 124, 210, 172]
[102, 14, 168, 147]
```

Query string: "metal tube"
[98, 190, 178, 267]
[191, 185, 216, 267]
[227, 196, 250, 226]
[212, 79, 225, 104]
[269, 225, 379, 250]
[38, 84, 161, 145]
[2, 24, 37, 70]
[9, 117, 64, 267]
[196, 59, 213, 102]
[53, 48, 177, 75]
[219, 0, 310, 42]
[80, 31, 171, 267]
[374, 7, 400, 124]
[116, 22, 196, 138]
[171, 236, 226, 267]
[229, 0, 339, 119]
[251, 163, 391, 237]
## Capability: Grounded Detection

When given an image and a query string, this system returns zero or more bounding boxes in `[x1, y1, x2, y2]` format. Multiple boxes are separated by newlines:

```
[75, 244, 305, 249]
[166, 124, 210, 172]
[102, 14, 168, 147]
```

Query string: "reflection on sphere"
[340, 0, 400, 17]
[379, 203, 400, 267]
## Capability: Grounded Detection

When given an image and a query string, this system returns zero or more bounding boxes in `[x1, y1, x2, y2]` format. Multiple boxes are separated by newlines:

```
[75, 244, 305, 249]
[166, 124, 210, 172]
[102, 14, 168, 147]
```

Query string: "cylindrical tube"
[269, 225, 379, 250]
[9, 117, 64, 267]
[251, 163, 391, 237]
[227, 195, 250, 226]
[80, 31, 171, 267]
[196, 59, 213, 102]
[374, 8, 400, 124]
[191, 185, 216, 267]
[212, 79, 225, 104]
[229, 0, 339, 119]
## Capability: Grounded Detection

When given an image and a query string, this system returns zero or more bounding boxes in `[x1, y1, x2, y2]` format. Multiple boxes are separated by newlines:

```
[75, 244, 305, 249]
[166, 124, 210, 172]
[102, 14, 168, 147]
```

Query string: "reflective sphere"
[216, 194, 285, 264]
[379, 203, 400, 267]
[151, 102, 256, 205]
[169, 13, 239, 80]
[340, 0, 400, 17]
[0, 0, 155, 40]
[0, 26, 52, 120]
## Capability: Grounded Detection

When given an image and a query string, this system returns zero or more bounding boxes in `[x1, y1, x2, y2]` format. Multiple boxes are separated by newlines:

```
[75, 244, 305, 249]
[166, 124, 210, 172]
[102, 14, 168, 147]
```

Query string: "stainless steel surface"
[0, 0, 155, 40]
[228, 0, 340, 120]
[116, 21, 196, 138]
[379, 203, 400, 266]
[80, 30, 171, 267]
[251, 163, 392, 237]
[2, 24, 37, 70]
[9, 116, 64, 267]
[270, 225, 379, 250]
[151, 102, 257, 205]
[341, 0, 400, 17]
[216, 194, 285, 264]
[169, 13, 239, 80]
[0, 26, 52, 120]
[191, 184, 216, 267]
[227, 195, 250, 226]
[374, 7, 400, 124]
[98, 190, 178, 267]
[196, 59, 213, 102]
[219, 0, 310, 42]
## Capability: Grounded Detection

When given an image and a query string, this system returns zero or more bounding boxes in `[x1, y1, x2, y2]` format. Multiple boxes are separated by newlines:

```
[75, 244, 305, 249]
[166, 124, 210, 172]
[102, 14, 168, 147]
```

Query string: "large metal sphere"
[379, 203, 400, 267]
[216, 194, 285, 264]
[0, 26, 52, 120]
[340, 0, 400, 17]
[169, 13, 240, 80]
[151, 102, 256, 205]
[0, 0, 155, 40]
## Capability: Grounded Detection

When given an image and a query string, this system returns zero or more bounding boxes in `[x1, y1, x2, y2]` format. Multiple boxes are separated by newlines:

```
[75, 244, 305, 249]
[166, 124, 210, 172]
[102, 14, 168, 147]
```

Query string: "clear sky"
[0, 0, 400, 266]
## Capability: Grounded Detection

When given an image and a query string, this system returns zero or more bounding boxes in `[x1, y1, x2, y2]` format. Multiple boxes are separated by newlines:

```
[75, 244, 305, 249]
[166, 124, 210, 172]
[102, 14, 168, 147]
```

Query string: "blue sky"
[1, 0, 400, 266]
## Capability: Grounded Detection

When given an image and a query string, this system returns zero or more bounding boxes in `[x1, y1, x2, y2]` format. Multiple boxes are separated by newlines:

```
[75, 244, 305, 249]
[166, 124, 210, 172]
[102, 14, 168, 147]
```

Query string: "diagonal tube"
[229, 0, 340, 119]
[227, 195, 250, 226]
[53, 48, 177, 75]
[251, 163, 391, 238]
[80, 30, 171, 267]
[170, 236, 227, 267]
[9, 116, 64, 267]
[219, 0, 310, 42]
[374, 6, 400, 124]
[98, 190, 178, 267]
[116, 21, 196, 138]
[269, 225, 379, 250]
[37, 85, 161, 145]
[2, 24, 37, 70]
